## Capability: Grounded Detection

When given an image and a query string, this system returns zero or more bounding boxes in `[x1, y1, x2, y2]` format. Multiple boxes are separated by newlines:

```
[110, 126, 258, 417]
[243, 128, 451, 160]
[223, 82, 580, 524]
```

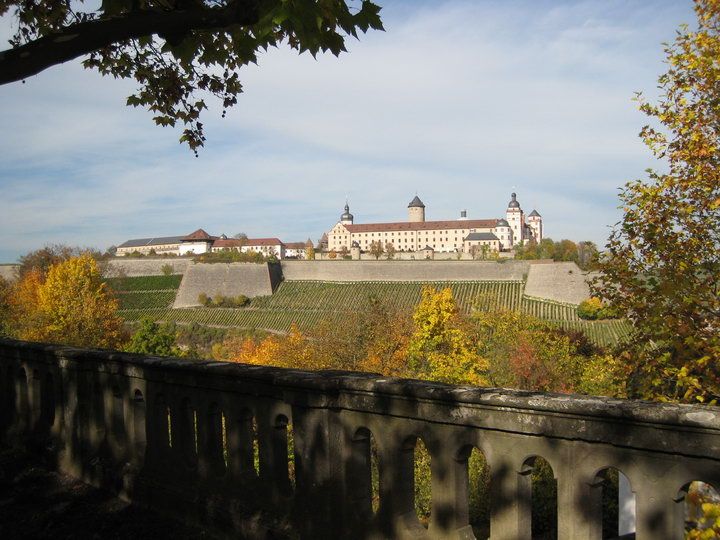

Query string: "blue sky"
[0, 0, 696, 262]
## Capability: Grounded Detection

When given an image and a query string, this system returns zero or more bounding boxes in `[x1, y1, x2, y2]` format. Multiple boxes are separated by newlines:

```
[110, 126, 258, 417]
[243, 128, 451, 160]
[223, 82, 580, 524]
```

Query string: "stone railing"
[1, 338, 719, 539]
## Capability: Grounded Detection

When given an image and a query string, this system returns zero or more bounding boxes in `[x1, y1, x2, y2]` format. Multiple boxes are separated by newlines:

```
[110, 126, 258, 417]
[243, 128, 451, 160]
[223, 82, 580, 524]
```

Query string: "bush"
[578, 297, 619, 320]
[199, 293, 251, 308]
[161, 264, 174, 276]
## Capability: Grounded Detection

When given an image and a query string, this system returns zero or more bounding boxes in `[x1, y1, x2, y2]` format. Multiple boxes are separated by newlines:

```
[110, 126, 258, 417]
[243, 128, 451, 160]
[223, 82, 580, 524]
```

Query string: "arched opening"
[179, 398, 198, 468]
[132, 389, 147, 460]
[40, 372, 55, 433]
[413, 437, 432, 528]
[31, 370, 41, 427]
[679, 481, 720, 537]
[591, 468, 636, 539]
[348, 427, 380, 524]
[206, 402, 226, 476]
[466, 446, 491, 539]
[521, 456, 557, 540]
[111, 385, 125, 443]
[252, 416, 260, 476]
[15, 368, 29, 432]
[273, 414, 294, 494]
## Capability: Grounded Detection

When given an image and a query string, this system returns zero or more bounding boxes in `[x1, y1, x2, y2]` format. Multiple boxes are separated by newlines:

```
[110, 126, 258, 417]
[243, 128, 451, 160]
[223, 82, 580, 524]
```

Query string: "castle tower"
[494, 218, 513, 251]
[340, 202, 354, 225]
[408, 195, 426, 223]
[527, 209, 543, 242]
[505, 192, 524, 247]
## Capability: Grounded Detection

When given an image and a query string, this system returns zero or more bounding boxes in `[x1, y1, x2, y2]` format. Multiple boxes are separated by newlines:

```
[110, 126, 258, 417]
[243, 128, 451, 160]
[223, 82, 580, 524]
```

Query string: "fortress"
[327, 193, 542, 255]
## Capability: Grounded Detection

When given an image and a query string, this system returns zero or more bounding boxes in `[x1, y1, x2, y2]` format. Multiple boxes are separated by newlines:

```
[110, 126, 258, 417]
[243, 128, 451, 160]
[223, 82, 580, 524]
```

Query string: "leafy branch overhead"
[0, 0, 383, 153]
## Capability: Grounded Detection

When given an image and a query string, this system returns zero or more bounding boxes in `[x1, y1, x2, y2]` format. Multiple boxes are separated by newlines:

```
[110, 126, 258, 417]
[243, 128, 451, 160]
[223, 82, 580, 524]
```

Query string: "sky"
[0, 0, 697, 262]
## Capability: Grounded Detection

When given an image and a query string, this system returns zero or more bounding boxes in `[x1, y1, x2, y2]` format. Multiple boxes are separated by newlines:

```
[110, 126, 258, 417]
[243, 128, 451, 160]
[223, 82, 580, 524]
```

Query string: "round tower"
[408, 195, 426, 223]
[505, 192, 524, 247]
[527, 209, 543, 242]
[340, 202, 354, 225]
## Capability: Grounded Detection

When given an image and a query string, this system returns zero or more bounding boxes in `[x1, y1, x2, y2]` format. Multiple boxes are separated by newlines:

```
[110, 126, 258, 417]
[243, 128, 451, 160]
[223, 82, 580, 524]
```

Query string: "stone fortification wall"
[281, 260, 529, 282]
[524, 261, 591, 305]
[173, 262, 276, 307]
[0, 265, 18, 281]
[2, 338, 719, 539]
[105, 258, 190, 277]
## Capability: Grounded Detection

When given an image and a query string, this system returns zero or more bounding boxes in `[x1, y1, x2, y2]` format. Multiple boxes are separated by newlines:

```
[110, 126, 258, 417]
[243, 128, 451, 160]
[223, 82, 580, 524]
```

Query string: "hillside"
[111, 278, 632, 348]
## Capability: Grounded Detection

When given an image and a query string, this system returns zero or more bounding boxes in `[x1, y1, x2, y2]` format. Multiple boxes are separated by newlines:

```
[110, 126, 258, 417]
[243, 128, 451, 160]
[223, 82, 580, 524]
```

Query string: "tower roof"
[341, 203, 353, 221]
[408, 195, 425, 208]
[507, 192, 520, 209]
[528, 209, 541, 217]
[496, 218, 510, 227]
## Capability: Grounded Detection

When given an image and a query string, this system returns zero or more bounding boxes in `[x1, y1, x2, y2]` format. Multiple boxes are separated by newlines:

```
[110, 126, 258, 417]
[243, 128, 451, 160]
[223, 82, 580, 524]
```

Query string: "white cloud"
[0, 0, 694, 260]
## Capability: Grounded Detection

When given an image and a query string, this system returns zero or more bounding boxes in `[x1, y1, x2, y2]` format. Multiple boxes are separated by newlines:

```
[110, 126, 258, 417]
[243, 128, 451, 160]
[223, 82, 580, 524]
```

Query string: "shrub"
[578, 297, 603, 320]
[198, 293, 209, 306]
[161, 264, 174, 276]
[577, 297, 618, 320]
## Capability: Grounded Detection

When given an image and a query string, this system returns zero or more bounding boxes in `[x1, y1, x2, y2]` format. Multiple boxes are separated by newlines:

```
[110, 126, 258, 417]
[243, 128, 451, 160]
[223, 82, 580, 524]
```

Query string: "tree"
[384, 242, 395, 260]
[305, 244, 316, 261]
[0, 1, 383, 153]
[10, 254, 124, 348]
[233, 233, 248, 246]
[369, 240, 383, 260]
[594, 0, 720, 403]
[17, 244, 102, 279]
[406, 287, 488, 386]
[125, 317, 179, 356]
[576, 241, 599, 271]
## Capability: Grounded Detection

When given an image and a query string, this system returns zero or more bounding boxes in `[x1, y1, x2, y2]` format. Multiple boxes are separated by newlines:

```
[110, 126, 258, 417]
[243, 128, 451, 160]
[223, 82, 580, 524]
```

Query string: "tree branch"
[0, 0, 260, 85]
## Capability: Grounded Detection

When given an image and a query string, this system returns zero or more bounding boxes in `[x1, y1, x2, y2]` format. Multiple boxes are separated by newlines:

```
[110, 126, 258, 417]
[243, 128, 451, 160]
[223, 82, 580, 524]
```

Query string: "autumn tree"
[9, 254, 124, 348]
[384, 242, 396, 260]
[0, 276, 12, 337]
[594, 0, 720, 403]
[17, 244, 103, 279]
[406, 287, 488, 386]
[0, 0, 383, 153]
[305, 244, 316, 260]
[369, 240, 384, 260]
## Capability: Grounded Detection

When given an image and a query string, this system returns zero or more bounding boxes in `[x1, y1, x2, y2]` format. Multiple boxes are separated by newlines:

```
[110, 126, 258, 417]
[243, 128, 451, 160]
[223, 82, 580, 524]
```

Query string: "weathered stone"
[1, 338, 718, 539]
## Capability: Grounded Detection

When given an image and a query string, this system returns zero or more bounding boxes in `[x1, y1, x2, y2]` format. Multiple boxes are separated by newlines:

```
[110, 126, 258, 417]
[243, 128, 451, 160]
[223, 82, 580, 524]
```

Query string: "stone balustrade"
[1, 338, 719, 539]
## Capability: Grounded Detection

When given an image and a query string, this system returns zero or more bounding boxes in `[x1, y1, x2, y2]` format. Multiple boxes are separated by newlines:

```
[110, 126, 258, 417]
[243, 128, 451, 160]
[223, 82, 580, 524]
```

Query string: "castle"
[327, 193, 542, 254]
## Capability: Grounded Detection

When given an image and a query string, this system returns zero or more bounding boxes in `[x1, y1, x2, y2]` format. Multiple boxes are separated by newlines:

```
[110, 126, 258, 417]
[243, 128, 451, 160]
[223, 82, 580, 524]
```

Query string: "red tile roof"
[182, 228, 216, 241]
[284, 242, 307, 250]
[245, 238, 283, 246]
[212, 238, 244, 248]
[344, 219, 497, 233]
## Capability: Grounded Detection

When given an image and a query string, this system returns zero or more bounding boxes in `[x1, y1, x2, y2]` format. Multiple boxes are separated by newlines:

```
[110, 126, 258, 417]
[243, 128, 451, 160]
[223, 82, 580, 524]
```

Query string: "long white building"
[327, 193, 542, 254]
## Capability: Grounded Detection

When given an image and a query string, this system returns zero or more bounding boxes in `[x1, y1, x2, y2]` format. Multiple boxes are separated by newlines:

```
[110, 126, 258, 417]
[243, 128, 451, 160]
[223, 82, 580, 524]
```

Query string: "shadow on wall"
[1, 339, 719, 539]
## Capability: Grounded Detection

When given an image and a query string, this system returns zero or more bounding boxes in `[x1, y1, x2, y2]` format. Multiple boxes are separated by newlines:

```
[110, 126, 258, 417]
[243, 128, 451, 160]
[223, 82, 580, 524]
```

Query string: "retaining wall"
[173, 263, 279, 307]
[280, 260, 530, 282]
[524, 262, 592, 305]
[105, 258, 191, 277]
[1, 338, 719, 539]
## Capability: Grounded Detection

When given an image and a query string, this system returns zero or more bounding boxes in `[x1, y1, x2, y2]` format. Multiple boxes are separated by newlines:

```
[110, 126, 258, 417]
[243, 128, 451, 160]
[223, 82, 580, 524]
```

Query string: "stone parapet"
[1, 338, 717, 539]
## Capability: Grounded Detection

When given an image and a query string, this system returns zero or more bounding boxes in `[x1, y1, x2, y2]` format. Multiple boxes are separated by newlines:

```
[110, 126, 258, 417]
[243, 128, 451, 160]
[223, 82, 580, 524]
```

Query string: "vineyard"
[106, 275, 182, 310]
[113, 278, 632, 348]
